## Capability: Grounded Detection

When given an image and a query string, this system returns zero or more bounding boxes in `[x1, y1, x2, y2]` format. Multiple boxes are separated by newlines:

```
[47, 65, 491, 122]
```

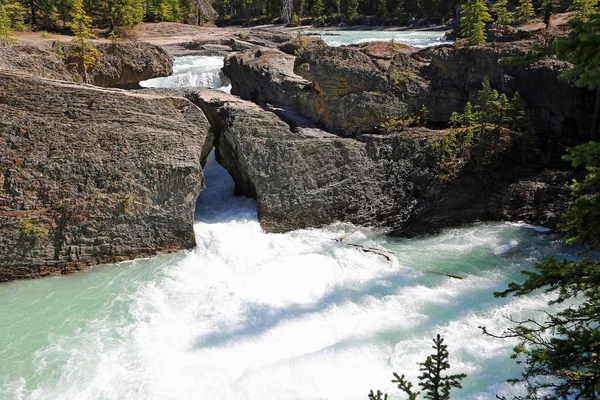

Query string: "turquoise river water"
[0, 31, 581, 400]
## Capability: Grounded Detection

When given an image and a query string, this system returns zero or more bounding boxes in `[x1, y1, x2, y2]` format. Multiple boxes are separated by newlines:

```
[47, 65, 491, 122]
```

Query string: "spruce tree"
[486, 141, 600, 399]
[540, 0, 558, 28]
[0, 3, 15, 46]
[368, 334, 466, 400]
[553, 6, 600, 135]
[376, 0, 387, 17]
[342, 0, 358, 18]
[493, 0, 514, 28]
[312, 0, 325, 16]
[70, 0, 99, 82]
[516, 0, 535, 24]
[461, 0, 492, 46]
[569, 0, 598, 19]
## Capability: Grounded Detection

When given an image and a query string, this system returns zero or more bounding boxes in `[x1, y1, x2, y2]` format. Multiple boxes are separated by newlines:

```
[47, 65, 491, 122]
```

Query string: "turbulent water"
[0, 46, 580, 400]
[140, 56, 232, 92]
[302, 29, 453, 47]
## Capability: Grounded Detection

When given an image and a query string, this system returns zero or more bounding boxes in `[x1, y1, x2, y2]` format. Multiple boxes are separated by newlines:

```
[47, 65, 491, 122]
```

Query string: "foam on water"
[302, 30, 454, 47]
[0, 54, 579, 400]
[140, 56, 232, 92]
[0, 153, 577, 400]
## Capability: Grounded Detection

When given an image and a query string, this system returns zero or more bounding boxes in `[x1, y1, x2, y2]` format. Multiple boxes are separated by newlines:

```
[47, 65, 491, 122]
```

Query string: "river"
[0, 31, 578, 400]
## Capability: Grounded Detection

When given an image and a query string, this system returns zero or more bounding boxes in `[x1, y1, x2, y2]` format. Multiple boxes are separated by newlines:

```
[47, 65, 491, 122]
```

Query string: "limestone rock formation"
[223, 40, 594, 140]
[65, 41, 173, 88]
[181, 89, 570, 235]
[0, 41, 173, 88]
[0, 71, 212, 281]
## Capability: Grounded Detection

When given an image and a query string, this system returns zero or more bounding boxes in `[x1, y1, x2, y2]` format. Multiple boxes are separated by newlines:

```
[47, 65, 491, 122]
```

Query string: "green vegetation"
[493, 0, 514, 28]
[54, 38, 65, 56]
[18, 218, 49, 239]
[69, 0, 99, 82]
[516, 0, 535, 24]
[390, 69, 416, 88]
[379, 104, 428, 131]
[570, 0, 599, 19]
[483, 141, 600, 399]
[0, 3, 15, 46]
[432, 77, 528, 165]
[501, 5, 600, 135]
[460, 0, 492, 45]
[368, 334, 466, 400]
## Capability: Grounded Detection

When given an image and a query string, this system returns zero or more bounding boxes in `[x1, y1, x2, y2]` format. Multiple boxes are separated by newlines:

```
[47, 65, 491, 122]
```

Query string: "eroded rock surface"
[0, 41, 172, 88]
[223, 39, 594, 140]
[179, 89, 570, 235]
[0, 71, 212, 281]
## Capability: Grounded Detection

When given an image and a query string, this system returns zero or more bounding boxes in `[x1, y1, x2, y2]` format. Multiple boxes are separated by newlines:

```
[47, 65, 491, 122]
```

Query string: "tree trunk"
[592, 84, 600, 136]
[30, 0, 36, 27]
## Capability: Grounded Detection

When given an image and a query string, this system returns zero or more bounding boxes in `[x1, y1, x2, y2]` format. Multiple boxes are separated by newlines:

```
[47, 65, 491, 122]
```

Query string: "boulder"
[186, 89, 570, 235]
[422, 43, 595, 142]
[278, 35, 326, 55]
[64, 41, 173, 88]
[224, 40, 594, 141]
[223, 46, 427, 136]
[0, 71, 212, 281]
[223, 49, 312, 109]
[0, 41, 173, 88]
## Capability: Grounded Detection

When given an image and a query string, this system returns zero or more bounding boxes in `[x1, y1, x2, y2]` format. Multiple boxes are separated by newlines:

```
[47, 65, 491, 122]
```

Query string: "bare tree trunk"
[593, 85, 600, 136]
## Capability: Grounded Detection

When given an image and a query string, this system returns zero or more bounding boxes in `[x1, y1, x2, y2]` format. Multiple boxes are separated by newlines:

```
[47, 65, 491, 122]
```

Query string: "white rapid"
[140, 56, 232, 92]
[303, 29, 453, 47]
[0, 50, 578, 400]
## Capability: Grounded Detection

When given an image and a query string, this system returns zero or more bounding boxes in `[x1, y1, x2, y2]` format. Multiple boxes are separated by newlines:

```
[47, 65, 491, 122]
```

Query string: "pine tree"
[342, 0, 358, 18]
[569, 0, 598, 19]
[540, 0, 558, 28]
[553, 6, 600, 135]
[312, 0, 325, 16]
[70, 0, 99, 82]
[3, 1, 26, 30]
[282, 0, 293, 23]
[0, 3, 15, 46]
[376, 0, 387, 17]
[368, 334, 466, 400]
[461, 0, 492, 46]
[493, 0, 514, 28]
[486, 141, 600, 399]
[516, 0, 535, 24]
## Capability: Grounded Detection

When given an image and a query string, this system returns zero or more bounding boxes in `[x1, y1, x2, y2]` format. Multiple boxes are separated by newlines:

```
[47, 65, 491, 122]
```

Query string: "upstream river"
[0, 31, 579, 400]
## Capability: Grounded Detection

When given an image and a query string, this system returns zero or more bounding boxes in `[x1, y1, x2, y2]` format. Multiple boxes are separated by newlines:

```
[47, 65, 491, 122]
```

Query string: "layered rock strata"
[223, 40, 595, 140]
[173, 89, 571, 235]
[0, 71, 212, 281]
[0, 41, 173, 88]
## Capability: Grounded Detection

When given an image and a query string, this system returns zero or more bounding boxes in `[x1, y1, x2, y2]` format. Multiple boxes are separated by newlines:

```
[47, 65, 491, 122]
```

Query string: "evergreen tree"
[493, 0, 514, 28]
[70, 0, 99, 82]
[553, 5, 600, 135]
[341, 0, 358, 18]
[3, 1, 26, 29]
[109, 0, 144, 29]
[368, 335, 466, 400]
[486, 141, 600, 399]
[312, 0, 324, 16]
[569, 0, 598, 19]
[376, 0, 387, 17]
[540, 0, 558, 28]
[0, 3, 15, 46]
[516, 0, 534, 24]
[461, 0, 492, 46]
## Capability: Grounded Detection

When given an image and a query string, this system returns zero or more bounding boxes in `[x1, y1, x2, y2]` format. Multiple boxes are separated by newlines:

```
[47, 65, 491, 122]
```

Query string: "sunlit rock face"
[0, 71, 212, 281]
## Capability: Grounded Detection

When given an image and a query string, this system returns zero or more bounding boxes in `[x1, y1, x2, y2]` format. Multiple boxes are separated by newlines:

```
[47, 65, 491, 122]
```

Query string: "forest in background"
[0, 0, 578, 33]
